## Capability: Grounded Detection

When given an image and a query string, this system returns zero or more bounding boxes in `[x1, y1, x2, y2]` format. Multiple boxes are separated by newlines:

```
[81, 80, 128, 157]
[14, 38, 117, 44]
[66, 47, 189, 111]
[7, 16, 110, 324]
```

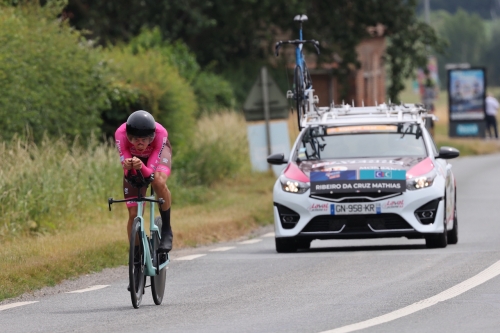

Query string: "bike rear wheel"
[151, 216, 167, 305]
[129, 218, 145, 308]
[294, 65, 306, 130]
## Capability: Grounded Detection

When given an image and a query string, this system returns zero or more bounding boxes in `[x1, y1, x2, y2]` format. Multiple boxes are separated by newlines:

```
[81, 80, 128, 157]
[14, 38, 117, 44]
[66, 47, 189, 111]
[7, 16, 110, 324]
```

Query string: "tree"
[481, 20, 500, 86]
[63, 0, 444, 103]
[0, 5, 108, 142]
[433, 9, 486, 85]
[292, 0, 446, 102]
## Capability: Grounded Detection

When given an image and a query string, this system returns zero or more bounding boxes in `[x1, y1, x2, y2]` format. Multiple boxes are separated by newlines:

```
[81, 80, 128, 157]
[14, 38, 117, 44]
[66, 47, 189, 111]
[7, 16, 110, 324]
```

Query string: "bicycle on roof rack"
[275, 14, 320, 131]
[108, 169, 169, 309]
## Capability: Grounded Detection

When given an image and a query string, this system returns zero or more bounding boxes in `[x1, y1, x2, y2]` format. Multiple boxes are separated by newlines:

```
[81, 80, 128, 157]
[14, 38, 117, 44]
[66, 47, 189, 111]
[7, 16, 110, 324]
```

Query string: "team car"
[268, 103, 459, 253]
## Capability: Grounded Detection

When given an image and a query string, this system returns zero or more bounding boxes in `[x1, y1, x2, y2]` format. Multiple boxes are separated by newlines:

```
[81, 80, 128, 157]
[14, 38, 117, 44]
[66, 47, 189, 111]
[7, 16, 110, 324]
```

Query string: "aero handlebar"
[108, 169, 165, 211]
[275, 40, 320, 57]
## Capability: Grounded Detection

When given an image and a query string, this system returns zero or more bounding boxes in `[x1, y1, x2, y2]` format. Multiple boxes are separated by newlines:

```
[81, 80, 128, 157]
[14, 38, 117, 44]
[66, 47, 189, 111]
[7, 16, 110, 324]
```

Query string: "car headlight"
[280, 175, 310, 194]
[406, 169, 437, 190]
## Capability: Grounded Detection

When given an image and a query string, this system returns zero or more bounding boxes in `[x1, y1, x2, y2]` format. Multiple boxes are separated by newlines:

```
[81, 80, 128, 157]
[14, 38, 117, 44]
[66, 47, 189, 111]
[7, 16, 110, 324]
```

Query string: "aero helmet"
[126, 110, 156, 141]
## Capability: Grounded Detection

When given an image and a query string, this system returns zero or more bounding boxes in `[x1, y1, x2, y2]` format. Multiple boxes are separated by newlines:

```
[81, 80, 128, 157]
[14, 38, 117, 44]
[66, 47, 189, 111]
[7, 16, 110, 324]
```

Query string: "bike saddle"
[294, 14, 308, 22]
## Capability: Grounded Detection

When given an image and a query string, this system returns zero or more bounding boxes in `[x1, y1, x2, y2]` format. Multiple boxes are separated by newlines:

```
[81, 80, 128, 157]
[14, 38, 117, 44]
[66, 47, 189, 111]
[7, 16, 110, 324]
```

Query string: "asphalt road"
[1, 153, 500, 333]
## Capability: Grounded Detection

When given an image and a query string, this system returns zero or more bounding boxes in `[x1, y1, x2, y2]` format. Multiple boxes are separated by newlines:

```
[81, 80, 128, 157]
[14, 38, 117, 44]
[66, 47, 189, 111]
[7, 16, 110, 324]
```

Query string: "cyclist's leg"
[123, 179, 146, 243]
[151, 140, 173, 253]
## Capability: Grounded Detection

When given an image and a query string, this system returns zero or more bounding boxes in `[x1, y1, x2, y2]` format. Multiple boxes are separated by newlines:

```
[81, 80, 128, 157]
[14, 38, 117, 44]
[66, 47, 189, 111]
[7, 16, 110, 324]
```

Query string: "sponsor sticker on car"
[309, 203, 329, 212]
[310, 169, 407, 194]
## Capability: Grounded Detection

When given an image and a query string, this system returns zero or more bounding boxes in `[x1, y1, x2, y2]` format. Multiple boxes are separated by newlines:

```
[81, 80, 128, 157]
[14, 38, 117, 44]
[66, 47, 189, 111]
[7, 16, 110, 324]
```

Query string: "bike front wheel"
[294, 65, 306, 130]
[129, 218, 145, 308]
[151, 216, 167, 305]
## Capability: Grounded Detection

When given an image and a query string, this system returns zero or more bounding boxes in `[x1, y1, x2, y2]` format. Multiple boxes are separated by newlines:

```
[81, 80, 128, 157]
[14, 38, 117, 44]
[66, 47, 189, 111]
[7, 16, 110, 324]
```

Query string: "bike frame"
[135, 190, 170, 276]
[275, 15, 320, 130]
[295, 26, 304, 70]
[108, 186, 169, 276]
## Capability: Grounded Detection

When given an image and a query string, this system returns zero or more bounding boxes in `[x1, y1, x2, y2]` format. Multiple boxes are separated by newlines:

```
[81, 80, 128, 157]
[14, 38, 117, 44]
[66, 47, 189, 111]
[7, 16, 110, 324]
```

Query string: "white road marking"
[66, 285, 109, 293]
[0, 301, 38, 312]
[174, 254, 207, 261]
[209, 247, 235, 252]
[320, 260, 500, 333]
[238, 239, 262, 245]
[262, 232, 275, 238]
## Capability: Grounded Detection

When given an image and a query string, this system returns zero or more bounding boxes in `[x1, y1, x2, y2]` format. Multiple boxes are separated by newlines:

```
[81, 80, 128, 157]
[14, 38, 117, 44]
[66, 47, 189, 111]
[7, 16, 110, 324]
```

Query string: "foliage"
[192, 72, 235, 117]
[383, 4, 447, 102]
[0, 135, 122, 238]
[102, 47, 197, 152]
[127, 27, 200, 84]
[174, 112, 250, 186]
[416, 0, 499, 19]
[439, 10, 486, 63]
[482, 21, 500, 86]
[61, 0, 442, 104]
[0, 6, 108, 142]
[428, 9, 490, 87]
[0, 111, 251, 240]
[127, 27, 235, 115]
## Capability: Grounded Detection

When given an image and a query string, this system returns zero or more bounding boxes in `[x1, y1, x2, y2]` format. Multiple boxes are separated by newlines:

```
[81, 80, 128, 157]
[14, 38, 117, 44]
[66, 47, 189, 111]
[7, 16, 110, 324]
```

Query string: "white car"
[268, 103, 459, 253]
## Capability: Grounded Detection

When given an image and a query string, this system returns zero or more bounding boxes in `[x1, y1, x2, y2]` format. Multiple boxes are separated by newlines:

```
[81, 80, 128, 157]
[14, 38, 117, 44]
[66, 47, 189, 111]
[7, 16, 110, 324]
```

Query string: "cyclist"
[114, 110, 173, 254]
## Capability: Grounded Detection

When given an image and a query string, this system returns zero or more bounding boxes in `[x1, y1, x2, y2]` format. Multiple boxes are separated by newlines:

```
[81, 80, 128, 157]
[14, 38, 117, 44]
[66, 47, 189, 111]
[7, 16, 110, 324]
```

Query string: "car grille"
[310, 192, 402, 202]
[301, 214, 413, 233]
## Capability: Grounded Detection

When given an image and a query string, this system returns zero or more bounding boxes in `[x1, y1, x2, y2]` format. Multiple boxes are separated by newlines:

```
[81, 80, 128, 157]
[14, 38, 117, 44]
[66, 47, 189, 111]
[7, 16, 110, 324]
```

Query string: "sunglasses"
[127, 134, 155, 144]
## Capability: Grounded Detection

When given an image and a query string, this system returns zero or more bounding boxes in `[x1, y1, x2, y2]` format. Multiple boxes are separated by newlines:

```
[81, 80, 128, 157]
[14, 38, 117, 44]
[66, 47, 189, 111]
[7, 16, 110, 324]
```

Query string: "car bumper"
[273, 177, 446, 240]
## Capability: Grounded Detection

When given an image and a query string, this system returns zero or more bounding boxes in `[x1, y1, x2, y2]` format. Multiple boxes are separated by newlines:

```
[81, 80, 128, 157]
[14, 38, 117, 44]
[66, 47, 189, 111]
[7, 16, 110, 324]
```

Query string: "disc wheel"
[294, 65, 306, 130]
[129, 218, 145, 308]
[151, 216, 167, 305]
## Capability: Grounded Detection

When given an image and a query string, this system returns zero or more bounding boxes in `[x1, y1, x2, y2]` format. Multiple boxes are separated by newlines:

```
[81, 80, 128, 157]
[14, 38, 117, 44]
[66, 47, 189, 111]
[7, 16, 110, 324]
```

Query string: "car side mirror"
[267, 153, 288, 165]
[436, 146, 460, 159]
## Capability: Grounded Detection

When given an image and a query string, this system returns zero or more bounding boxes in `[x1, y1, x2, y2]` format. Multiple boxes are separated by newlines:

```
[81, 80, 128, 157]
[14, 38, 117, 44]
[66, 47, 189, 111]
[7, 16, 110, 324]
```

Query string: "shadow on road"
[304, 243, 427, 253]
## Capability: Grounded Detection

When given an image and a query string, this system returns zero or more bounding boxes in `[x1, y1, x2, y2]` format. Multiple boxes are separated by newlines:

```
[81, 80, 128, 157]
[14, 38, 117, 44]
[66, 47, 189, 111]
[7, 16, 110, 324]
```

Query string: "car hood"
[297, 156, 427, 177]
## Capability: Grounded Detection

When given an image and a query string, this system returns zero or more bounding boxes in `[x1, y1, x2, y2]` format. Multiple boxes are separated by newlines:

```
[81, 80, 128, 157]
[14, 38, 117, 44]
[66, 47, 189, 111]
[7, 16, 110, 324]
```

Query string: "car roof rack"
[302, 103, 431, 127]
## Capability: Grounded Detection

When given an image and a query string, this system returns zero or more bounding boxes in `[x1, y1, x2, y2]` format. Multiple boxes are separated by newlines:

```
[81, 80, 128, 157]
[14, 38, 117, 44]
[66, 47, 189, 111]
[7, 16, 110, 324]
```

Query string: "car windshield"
[297, 124, 427, 160]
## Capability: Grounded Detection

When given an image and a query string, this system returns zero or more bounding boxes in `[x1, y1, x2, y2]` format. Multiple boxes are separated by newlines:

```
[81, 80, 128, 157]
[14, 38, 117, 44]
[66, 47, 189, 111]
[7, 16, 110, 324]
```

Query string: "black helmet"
[126, 110, 156, 139]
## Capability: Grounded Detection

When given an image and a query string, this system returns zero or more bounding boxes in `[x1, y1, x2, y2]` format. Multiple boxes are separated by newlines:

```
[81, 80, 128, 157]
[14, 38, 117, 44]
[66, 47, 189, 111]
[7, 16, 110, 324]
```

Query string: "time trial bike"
[108, 170, 169, 308]
[275, 14, 320, 131]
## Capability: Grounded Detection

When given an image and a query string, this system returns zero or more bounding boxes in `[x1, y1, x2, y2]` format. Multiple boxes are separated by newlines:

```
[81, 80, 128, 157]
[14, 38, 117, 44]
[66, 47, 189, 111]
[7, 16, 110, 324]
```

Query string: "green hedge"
[103, 47, 197, 152]
[126, 28, 235, 117]
[0, 6, 108, 142]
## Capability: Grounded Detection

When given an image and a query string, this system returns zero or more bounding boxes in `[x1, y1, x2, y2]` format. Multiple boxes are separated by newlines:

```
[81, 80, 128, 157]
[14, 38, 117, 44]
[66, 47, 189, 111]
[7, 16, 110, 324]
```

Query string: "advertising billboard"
[448, 68, 485, 121]
[447, 68, 486, 137]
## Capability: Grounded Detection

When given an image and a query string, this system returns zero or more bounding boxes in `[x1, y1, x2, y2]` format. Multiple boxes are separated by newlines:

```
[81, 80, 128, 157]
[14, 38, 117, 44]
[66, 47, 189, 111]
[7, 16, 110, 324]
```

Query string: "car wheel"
[275, 237, 298, 253]
[425, 198, 448, 249]
[447, 193, 458, 245]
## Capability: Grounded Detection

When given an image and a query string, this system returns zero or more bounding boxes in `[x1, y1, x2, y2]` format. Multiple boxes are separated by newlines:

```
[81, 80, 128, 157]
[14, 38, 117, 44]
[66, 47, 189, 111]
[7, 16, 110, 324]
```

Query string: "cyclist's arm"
[115, 125, 136, 176]
[147, 125, 171, 178]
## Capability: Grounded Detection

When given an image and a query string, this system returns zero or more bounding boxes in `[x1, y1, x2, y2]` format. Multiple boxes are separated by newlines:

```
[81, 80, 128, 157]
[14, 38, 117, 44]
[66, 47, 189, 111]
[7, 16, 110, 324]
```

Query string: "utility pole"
[260, 67, 272, 171]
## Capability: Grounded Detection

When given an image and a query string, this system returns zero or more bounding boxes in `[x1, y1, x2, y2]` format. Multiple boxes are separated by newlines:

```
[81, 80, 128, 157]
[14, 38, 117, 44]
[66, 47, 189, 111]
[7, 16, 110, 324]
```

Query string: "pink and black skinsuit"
[114, 122, 172, 206]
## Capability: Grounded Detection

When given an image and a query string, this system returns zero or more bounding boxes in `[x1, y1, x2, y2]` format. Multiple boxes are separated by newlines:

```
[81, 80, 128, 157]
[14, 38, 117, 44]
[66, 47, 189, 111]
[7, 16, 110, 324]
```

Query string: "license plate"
[330, 203, 381, 215]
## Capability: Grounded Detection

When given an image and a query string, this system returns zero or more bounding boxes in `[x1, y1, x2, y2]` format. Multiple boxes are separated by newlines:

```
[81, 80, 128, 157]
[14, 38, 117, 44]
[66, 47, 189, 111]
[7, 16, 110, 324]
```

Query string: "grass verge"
[0, 173, 275, 301]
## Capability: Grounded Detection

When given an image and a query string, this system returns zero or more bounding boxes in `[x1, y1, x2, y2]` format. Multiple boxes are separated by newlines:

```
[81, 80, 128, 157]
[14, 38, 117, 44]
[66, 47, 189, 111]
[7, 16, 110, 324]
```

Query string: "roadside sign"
[246, 120, 290, 176]
[243, 71, 289, 121]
